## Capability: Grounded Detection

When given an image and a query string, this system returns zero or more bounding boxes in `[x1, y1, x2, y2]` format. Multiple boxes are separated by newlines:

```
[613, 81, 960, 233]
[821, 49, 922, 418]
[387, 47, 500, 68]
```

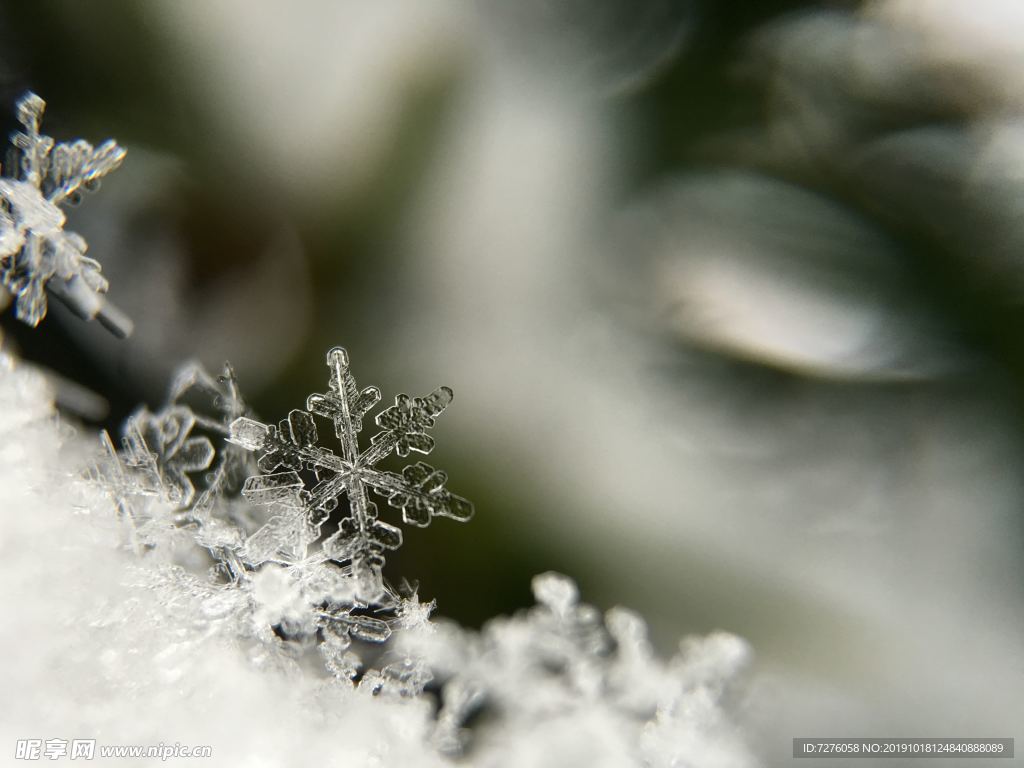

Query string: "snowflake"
[91, 355, 428, 667]
[0, 92, 128, 334]
[162, 360, 255, 515]
[120, 405, 216, 508]
[93, 360, 254, 565]
[229, 346, 474, 601]
[100, 361, 253, 507]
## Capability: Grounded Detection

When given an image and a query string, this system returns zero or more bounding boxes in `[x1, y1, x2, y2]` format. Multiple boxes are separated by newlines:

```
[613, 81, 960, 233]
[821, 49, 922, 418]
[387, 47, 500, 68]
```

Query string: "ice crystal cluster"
[0, 93, 129, 335]
[0, 93, 755, 767]
[92, 347, 481, 674]
[17, 347, 753, 766]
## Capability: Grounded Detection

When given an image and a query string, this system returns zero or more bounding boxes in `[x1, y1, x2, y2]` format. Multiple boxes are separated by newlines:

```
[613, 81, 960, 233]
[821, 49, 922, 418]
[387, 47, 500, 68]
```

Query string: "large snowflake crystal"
[0, 92, 128, 333]
[229, 346, 474, 601]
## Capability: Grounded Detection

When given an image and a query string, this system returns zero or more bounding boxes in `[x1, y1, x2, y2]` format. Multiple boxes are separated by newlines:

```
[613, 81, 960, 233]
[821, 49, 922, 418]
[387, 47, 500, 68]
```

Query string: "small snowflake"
[229, 346, 474, 601]
[0, 92, 127, 333]
[120, 406, 216, 508]
[92, 405, 215, 554]
[100, 361, 253, 507]
[163, 360, 255, 515]
[93, 360, 253, 567]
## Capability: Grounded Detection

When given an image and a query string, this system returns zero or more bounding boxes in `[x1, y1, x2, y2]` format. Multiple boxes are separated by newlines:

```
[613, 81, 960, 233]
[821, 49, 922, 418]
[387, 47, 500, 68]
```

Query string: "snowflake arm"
[229, 345, 474, 601]
[0, 92, 129, 335]
[306, 346, 379, 461]
[367, 463, 474, 526]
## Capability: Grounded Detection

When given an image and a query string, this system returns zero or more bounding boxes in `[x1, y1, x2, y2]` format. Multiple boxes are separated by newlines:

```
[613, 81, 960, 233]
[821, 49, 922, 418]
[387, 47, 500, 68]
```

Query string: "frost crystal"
[229, 346, 473, 601]
[397, 572, 754, 765]
[0, 92, 129, 335]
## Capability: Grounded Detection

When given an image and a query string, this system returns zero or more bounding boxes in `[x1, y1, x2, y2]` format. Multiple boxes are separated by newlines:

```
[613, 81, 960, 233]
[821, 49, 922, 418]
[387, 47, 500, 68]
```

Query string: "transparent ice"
[0, 92, 129, 335]
[229, 346, 474, 602]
